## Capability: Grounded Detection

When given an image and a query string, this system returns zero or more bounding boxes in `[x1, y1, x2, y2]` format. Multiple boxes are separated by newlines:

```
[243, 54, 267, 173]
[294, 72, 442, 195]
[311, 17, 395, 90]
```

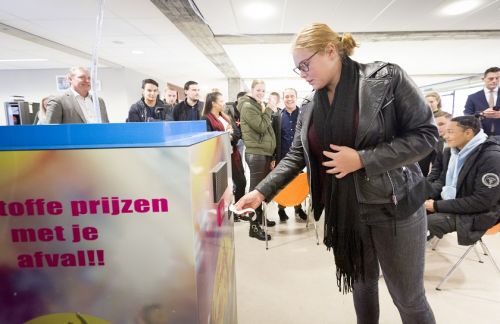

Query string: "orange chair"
[262, 173, 319, 250]
[435, 221, 500, 290]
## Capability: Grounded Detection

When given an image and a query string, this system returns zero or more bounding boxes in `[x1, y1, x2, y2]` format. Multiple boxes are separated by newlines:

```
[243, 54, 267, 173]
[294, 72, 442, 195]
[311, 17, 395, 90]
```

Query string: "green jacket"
[238, 95, 276, 157]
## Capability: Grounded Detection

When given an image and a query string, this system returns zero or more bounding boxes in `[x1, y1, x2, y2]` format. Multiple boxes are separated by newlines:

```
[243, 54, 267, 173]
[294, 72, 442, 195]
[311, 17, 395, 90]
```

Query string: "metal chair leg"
[479, 238, 488, 256]
[431, 238, 441, 251]
[305, 196, 319, 245]
[262, 202, 268, 250]
[436, 244, 476, 290]
[473, 245, 483, 263]
[305, 202, 310, 229]
[478, 240, 500, 275]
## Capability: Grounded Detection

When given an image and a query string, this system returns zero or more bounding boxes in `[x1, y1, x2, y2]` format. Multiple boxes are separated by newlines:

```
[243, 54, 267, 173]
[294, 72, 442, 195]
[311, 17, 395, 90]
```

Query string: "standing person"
[425, 91, 444, 117]
[276, 88, 308, 222]
[267, 92, 281, 113]
[162, 85, 178, 121]
[235, 23, 437, 323]
[127, 79, 167, 122]
[464, 67, 500, 136]
[201, 92, 246, 223]
[173, 81, 204, 121]
[44, 67, 109, 124]
[34, 96, 51, 124]
[238, 80, 277, 240]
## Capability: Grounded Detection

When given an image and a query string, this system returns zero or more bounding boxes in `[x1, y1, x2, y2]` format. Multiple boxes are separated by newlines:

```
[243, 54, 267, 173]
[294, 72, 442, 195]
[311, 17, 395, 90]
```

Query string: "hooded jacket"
[433, 137, 500, 245]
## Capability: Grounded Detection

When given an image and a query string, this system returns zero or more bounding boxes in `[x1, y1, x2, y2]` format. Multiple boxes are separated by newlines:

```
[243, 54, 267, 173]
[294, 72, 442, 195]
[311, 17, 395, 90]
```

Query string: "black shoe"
[278, 209, 289, 222]
[260, 218, 276, 227]
[295, 208, 308, 221]
[256, 213, 276, 227]
[249, 222, 271, 241]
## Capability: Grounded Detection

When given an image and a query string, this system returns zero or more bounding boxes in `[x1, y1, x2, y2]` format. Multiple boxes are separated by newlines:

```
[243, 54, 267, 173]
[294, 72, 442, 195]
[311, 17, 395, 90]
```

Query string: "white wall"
[0, 68, 169, 125]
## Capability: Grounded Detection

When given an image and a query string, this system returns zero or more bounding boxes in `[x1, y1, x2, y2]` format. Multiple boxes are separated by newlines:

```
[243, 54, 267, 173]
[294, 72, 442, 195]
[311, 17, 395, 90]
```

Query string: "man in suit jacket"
[464, 66, 500, 136]
[44, 67, 109, 124]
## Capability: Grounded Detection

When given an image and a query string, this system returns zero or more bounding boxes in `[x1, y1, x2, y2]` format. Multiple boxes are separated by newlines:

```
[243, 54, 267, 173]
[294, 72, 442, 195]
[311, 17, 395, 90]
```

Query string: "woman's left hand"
[322, 144, 364, 179]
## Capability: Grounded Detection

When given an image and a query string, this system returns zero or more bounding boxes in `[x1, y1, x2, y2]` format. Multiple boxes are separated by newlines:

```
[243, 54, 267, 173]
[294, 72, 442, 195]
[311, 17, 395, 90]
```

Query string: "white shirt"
[218, 115, 229, 130]
[484, 87, 498, 107]
[70, 88, 97, 123]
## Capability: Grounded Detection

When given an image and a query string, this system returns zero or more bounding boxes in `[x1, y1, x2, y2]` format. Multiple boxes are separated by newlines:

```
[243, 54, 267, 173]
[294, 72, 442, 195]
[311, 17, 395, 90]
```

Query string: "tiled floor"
[234, 204, 500, 324]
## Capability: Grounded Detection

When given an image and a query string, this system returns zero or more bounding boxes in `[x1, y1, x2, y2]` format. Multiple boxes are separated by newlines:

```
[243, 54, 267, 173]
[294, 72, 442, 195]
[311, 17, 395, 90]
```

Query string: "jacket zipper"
[387, 170, 398, 206]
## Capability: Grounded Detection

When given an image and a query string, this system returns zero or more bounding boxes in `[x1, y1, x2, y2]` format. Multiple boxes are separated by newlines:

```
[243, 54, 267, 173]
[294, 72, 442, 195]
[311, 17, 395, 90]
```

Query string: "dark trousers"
[277, 204, 302, 210]
[353, 207, 435, 324]
[427, 212, 457, 240]
[245, 153, 272, 219]
[231, 153, 246, 202]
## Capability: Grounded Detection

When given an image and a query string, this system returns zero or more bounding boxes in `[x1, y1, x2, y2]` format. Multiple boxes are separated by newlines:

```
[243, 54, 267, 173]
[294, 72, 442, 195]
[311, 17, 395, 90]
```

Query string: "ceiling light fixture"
[0, 58, 48, 62]
[440, 0, 481, 15]
[242, 2, 276, 19]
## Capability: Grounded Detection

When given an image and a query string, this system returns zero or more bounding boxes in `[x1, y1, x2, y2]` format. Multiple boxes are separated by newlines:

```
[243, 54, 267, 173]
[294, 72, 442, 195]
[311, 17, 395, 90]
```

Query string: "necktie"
[488, 91, 495, 134]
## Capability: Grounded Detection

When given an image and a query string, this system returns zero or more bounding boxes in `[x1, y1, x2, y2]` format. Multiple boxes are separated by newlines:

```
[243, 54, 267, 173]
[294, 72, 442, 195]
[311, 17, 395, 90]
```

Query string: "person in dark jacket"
[127, 79, 168, 122]
[426, 111, 452, 197]
[173, 81, 204, 121]
[276, 88, 308, 222]
[464, 67, 500, 136]
[201, 92, 246, 224]
[235, 23, 437, 323]
[162, 85, 178, 121]
[425, 116, 500, 245]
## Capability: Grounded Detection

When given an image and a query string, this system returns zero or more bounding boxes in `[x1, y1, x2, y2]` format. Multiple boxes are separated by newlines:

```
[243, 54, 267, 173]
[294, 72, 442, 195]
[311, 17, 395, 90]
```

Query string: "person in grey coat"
[44, 66, 109, 124]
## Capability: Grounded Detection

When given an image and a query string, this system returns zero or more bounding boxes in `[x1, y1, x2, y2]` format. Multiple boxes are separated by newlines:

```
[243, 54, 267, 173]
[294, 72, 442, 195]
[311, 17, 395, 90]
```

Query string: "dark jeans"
[353, 206, 435, 324]
[231, 152, 246, 202]
[245, 153, 272, 219]
[278, 204, 302, 210]
[427, 213, 457, 240]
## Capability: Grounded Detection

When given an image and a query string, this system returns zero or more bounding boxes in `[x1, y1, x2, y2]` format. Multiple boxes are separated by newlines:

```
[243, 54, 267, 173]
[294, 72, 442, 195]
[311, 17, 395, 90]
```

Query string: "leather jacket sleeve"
[255, 106, 307, 199]
[357, 64, 438, 176]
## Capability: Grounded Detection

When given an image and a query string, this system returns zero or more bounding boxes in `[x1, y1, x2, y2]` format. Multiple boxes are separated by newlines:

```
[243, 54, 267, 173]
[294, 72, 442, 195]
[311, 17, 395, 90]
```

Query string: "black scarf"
[313, 56, 364, 293]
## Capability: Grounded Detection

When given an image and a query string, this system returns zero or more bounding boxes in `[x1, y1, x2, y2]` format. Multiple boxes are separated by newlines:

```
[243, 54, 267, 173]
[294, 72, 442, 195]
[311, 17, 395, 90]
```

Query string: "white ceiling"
[0, 0, 225, 86]
[197, 0, 500, 34]
[0, 0, 499, 94]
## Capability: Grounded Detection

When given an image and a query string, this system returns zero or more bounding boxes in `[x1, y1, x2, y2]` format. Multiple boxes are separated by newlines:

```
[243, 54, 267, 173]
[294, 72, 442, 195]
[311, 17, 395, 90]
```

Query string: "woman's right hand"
[234, 190, 265, 211]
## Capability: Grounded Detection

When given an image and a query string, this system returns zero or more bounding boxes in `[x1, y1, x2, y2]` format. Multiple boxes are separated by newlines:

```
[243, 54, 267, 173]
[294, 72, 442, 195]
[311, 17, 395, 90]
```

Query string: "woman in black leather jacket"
[235, 23, 438, 324]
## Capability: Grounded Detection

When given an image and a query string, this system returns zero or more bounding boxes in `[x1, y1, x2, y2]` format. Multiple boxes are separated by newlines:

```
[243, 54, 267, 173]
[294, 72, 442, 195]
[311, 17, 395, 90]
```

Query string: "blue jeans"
[353, 206, 435, 324]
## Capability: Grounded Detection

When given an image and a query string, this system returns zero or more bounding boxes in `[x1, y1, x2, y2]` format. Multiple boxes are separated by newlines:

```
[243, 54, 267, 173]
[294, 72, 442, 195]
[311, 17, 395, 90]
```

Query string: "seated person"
[425, 116, 500, 245]
[426, 111, 452, 198]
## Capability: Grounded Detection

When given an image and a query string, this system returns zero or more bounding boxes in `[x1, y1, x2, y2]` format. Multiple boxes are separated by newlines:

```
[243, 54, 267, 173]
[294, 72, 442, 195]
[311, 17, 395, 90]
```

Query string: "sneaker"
[278, 209, 289, 222]
[295, 208, 308, 221]
[249, 222, 271, 241]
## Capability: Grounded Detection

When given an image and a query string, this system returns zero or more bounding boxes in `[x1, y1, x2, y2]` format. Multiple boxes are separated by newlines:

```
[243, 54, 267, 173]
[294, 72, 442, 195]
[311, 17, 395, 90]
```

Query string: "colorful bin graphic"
[0, 122, 237, 324]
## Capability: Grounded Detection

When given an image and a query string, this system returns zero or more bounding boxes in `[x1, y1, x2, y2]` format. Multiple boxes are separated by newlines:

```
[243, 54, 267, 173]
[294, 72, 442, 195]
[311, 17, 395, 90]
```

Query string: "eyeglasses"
[293, 50, 319, 75]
